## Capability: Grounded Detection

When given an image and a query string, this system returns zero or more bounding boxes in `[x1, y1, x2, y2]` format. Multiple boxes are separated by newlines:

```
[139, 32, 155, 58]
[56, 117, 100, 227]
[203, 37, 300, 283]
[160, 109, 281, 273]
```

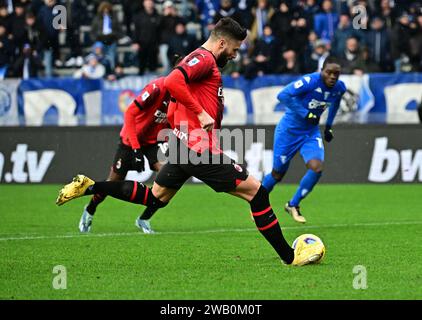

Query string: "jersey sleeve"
[326, 81, 347, 127]
[176, 53, 213, 83]
[164, 68, 204, 115]
[132, 82, 161, 111]
[123, 103, 142, 150]
[123, 82, 161, 150]
[277, 75, 316, 118]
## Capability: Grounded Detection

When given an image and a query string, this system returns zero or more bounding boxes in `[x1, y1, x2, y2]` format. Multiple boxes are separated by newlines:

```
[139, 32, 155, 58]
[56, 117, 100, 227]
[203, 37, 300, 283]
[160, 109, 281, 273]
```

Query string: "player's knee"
[271, 170, 284, 181]
[250, 185, 270, 208]
[122, 181, 136, 199]
[307, 160, 323, 173]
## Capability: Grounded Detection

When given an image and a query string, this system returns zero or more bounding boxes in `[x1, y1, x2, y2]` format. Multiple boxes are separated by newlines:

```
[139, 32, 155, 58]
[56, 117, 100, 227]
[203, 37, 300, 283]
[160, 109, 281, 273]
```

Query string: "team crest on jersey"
[308, 99, 330, 110]
[294, 80, 304, 89]
[188, 57, 200, 67]
[233, 163, 243, 172]
[141, 91, 150, 101]
[154, 110, 167, 123]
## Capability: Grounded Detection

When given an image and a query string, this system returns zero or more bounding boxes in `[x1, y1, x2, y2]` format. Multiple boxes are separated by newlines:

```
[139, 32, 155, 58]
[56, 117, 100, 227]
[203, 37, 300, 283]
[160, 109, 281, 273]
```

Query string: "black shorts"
[112, 140, 167, 176]
[155, 139, 248, 193]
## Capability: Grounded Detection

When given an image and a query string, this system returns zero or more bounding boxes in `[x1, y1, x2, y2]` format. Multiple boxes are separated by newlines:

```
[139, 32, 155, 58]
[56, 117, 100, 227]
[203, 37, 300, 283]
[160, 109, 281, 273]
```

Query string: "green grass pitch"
[0, 184, 421, 300]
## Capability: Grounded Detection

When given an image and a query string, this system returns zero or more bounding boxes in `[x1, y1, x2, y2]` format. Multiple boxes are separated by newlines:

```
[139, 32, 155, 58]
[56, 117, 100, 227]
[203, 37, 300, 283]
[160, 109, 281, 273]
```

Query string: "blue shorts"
[272, 124, 325, 173]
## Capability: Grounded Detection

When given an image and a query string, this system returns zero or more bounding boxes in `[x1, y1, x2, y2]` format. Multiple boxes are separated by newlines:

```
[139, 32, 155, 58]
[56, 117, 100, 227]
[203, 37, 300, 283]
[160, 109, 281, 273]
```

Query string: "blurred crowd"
[1, 0, 422, 80]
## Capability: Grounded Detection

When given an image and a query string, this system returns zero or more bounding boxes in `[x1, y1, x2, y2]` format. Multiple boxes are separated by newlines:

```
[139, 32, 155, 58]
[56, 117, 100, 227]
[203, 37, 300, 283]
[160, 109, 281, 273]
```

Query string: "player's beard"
[216, 51, 230, 68]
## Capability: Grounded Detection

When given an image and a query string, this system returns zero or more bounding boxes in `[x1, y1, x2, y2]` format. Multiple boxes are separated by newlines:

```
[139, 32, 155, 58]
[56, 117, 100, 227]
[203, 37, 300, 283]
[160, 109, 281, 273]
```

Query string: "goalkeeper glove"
[132, 149, 145, 172]
[306, 111, 320, 125]
[324, 126, 334, 142]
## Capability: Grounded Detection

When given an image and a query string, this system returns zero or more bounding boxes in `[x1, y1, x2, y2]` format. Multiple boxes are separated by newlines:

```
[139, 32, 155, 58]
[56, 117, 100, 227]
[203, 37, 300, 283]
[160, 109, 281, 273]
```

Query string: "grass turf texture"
[0, 184, 421, 300]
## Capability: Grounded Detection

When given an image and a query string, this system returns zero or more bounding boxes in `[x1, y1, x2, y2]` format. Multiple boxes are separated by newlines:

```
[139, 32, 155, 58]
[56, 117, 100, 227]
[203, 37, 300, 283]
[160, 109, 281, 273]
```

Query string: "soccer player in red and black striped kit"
[79, 77, 170, 234]
[57, 18, 323, 266]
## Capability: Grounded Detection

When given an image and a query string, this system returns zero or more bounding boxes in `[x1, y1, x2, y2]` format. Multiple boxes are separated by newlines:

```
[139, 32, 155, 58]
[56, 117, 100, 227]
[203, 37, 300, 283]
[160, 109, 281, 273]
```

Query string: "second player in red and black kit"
[79, 77, 170, 233]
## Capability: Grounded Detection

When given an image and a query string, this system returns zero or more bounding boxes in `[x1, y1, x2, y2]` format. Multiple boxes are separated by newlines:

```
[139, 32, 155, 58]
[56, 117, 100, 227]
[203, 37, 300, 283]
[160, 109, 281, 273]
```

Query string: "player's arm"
[124, 83, 161, 149]
[277, 76, 316, 119]
[324, 84, 346, 142]
[164, 55, 214, 131]
[124, 83, 162, 171]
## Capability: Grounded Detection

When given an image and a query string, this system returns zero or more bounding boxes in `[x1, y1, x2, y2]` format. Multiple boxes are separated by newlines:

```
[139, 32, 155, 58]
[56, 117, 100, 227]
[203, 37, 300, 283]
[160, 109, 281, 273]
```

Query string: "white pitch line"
[0, 220, 421, 242]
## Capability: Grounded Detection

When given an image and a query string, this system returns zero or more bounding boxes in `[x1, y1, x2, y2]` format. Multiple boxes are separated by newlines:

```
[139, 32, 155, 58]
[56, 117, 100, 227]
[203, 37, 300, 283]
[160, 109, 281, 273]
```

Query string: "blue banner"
[11, 73, 422, 126]
[17, 78, 101, 126]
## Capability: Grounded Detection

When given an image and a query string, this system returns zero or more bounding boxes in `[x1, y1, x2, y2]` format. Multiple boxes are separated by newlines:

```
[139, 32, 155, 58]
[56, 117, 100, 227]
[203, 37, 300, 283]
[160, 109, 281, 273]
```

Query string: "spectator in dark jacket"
[159, 1, 184, 74]
[409, 13, 422, 71]
[278, 49, 301, 74]
[133, 0, 161, 75]
[0, 23, 12, 78]
[0, 3, 12, 31]
[379, 0, 397, 30]
[365, 16, 393, 72]
[167, 21, 198, 65]
[9, 2, 26, 58]
[23, 11, 41, 53]
[331, 13, 357, 57]
[339, 35, 362, 74]
[244, 24, 280, 79]
[288, 15, 310, 70]
[236, 0, 254, 29]
[64, 0, 90, 68]
[213, 0, 243, 25]
[352, 46, 381, 75]
[90, 1, 122, 70]
[303, 35, 329, 73]
[297, 0, 320, 29]
[391, 11, 413, 72]
[37, 0, 62, 77]
[270, 0, 293, 48]
[10, 43, 44, 78]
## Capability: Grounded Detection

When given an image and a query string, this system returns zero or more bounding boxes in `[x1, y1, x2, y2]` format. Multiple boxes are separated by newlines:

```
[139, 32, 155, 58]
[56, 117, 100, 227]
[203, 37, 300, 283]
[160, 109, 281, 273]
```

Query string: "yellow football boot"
[56, 174, 95, 206]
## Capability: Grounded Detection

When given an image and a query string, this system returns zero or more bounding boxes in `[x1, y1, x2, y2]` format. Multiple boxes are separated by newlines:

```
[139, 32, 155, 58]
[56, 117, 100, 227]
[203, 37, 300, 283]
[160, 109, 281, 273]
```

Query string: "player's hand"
[132, 149, 145, 172]
[197, 110, 215, 132]
[324, 126, 334, 142]
[306, 112, 320, 125]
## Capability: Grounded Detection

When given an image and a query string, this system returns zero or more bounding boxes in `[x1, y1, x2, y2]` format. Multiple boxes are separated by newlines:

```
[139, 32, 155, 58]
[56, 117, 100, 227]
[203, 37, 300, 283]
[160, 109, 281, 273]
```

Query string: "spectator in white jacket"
[73, 53, 105, 79]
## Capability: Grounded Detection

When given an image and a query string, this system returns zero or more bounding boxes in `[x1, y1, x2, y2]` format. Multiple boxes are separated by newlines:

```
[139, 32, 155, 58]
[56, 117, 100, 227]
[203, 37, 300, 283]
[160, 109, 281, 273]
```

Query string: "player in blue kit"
[262, 56, 346, 223]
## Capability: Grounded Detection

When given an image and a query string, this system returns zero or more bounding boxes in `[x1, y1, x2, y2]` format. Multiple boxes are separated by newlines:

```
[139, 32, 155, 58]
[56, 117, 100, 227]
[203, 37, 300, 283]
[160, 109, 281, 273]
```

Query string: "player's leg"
[78, 169, 125, 233]
[230, 175, 324, 266]
[262, 126, 299, 193]
[286, 132, 324, 223]
[229, 176, 295, 264]
[136, 143, 168, 233]
[85, 169, 124, 215]
[135, 161, 163, 233]
[84, 141, 133, 215]
[56, 162, 187, 224]
[188, 153, 294, 265]
[79, 142, 131, 232]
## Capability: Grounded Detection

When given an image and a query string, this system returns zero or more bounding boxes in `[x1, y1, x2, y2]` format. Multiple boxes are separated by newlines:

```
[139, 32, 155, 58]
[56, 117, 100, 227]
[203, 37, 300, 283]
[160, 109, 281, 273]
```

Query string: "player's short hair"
[211, 17, 247, 42]
[322, 56, 342, 70]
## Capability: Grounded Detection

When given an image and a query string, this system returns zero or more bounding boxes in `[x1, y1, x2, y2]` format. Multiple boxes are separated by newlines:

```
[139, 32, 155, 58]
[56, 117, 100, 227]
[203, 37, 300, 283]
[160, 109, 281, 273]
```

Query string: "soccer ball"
[292, 234, 326, 264]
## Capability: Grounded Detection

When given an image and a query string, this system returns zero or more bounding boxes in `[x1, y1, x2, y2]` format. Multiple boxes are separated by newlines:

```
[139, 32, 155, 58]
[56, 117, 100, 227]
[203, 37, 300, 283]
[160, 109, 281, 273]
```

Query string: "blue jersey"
[277, 72, 346, 134]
